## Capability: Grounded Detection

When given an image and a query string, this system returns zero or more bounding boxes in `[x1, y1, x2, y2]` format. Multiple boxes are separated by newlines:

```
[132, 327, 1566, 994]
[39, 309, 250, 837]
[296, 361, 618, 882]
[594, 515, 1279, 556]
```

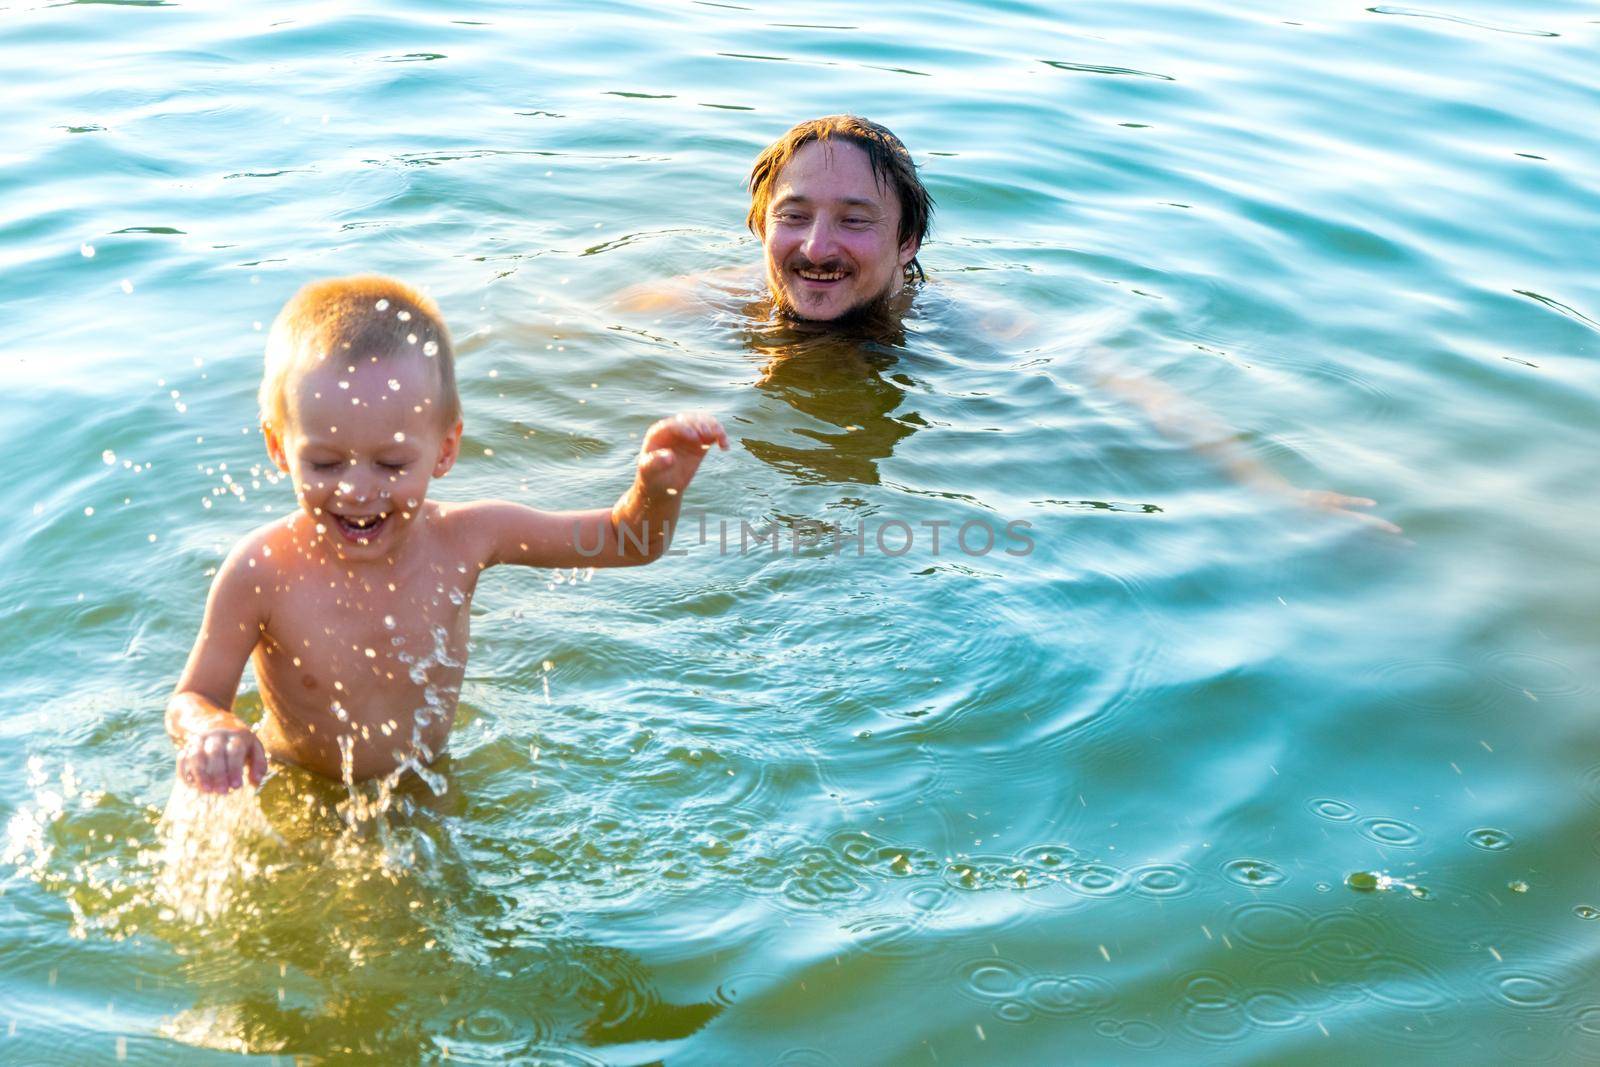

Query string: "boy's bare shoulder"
[212, 514, 310, 588]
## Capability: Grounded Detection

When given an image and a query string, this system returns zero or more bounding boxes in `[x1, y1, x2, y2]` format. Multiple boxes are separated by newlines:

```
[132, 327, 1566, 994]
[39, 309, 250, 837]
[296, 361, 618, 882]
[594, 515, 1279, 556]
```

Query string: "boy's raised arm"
[167, 537, 271, 793]
[464, 411, 728, 570]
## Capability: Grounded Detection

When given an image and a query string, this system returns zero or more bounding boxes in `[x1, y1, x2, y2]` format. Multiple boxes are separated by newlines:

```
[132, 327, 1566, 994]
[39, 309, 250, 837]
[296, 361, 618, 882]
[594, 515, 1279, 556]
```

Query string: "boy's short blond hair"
[259, 275, 461, 432]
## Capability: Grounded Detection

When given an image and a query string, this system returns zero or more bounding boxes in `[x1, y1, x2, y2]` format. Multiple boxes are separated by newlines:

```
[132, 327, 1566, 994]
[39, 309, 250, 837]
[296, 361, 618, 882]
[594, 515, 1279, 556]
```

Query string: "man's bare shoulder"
[613, 266, 762, 316]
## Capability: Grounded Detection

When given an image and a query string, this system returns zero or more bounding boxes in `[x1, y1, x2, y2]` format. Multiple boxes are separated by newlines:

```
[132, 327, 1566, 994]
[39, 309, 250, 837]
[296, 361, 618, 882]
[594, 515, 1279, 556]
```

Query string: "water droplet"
[393, 432, 406, 442]
[119, 279, 133, 294]
[1508, 879, 1529, 894]
[1223, 858, 1287, 887]
[397, 310, 411, 322]
[384, 615, 396, 629]
[387, 378, 401, 391]
[83, 506, 95, 516]
[1467, 827, 1513, 851]
[101, 449, 116, 465]
[423, 340, 439, 357]
[81, 243, 95, 258]
[375, 299, 390, 311]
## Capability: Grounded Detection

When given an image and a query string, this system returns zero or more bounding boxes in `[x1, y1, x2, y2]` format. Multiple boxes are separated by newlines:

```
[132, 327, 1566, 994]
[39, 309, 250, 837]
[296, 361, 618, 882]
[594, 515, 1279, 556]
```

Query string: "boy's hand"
[635, 411, 729, 499]
[176, 727, 268, 794]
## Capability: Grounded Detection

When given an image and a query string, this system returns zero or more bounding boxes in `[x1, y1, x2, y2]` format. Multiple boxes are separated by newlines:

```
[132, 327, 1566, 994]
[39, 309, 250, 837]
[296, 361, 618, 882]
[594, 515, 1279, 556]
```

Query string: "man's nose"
[799, 218, 838, 261]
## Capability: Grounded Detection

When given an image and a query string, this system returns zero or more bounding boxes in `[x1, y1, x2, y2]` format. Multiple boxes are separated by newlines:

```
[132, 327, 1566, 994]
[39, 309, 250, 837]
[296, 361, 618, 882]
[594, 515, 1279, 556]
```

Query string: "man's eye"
[775, 211, 806, 223]
[844, 217, 872, 227]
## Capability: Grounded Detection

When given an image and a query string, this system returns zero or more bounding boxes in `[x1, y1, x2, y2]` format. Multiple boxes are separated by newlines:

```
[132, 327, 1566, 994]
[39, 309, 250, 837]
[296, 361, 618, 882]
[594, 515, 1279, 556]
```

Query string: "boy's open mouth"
[331, 511, 389, 544]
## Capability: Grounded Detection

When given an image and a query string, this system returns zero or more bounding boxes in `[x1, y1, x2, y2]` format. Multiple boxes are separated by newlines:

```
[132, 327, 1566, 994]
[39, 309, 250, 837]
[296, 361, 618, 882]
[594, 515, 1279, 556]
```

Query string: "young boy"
[167, 275, 727, 794]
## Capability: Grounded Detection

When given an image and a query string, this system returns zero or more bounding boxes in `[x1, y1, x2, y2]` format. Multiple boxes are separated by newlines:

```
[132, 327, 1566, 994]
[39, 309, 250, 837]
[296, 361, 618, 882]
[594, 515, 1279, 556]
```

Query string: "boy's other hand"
[636, 411, 729, 498]
[177, 727, 268, 794]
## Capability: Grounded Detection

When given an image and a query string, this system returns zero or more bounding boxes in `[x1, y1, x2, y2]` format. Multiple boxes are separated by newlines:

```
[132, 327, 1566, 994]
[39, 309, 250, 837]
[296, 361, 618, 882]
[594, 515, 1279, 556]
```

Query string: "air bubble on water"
[102, 450, 116, 465]
[1509, 880, 1529, 894]
[375, 299, 390, 311]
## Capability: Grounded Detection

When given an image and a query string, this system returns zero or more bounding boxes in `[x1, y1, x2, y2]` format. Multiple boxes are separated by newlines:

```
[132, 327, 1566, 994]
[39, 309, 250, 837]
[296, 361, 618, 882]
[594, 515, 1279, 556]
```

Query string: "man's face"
[761, 139, 919, 323]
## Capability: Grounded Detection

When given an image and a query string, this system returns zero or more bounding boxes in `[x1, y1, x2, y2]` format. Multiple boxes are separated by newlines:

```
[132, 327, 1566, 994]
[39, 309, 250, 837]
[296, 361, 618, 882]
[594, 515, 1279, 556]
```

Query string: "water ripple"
[1025, 974, 1114, 1017]
[1367, 6, 1560, 37]
[1222, 858, 1287, 888]
[1308, 797, 1358, 821]
[1129, 862, 1198, 898]
[1466, 827, 1513, 852]
[1358, 817, 1424, 848]
[1229, 901, 1313, 953]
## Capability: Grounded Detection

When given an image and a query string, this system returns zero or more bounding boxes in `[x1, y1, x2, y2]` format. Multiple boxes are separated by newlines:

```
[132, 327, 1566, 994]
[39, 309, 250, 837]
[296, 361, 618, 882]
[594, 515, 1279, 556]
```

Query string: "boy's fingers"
[224, 735, 246, 784]
[248, 741, 268, 786]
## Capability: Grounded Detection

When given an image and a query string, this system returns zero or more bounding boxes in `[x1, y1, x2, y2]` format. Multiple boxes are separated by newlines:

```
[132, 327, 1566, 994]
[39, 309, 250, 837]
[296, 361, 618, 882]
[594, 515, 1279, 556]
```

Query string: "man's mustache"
[786, 255, 849, 274]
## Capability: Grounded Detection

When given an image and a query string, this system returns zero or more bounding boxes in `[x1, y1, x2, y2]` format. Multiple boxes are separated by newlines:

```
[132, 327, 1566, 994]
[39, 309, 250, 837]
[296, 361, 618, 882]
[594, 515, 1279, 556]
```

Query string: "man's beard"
[770, 258, 914, 333]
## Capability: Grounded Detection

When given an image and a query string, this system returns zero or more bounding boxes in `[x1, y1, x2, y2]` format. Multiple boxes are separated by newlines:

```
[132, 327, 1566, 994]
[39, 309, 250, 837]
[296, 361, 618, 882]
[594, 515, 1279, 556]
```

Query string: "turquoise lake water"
[3, 0, 1599, 1062]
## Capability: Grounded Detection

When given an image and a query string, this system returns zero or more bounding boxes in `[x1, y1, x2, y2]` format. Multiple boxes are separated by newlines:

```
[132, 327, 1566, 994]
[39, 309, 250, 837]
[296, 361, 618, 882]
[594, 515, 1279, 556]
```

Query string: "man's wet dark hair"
[747, 115, 934, 281]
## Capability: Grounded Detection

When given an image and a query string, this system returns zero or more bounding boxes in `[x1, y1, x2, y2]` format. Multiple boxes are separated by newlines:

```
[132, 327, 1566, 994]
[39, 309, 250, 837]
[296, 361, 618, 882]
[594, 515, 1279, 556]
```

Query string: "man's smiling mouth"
[794, 267, 847, 282]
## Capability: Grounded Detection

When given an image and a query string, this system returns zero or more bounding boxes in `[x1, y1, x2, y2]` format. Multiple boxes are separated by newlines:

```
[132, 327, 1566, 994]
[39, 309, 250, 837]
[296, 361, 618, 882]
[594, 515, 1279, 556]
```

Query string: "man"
[745, 115, 933, 326]
[616, 115, 1398, 530]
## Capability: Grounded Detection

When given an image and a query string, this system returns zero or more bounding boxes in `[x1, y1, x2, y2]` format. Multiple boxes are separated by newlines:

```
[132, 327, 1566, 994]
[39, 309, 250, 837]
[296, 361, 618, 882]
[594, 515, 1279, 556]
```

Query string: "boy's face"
[265, 352, 460, 562]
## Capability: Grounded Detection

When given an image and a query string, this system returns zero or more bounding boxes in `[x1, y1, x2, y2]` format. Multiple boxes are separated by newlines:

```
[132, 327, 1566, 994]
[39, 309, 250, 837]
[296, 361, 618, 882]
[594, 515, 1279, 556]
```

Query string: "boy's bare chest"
[256, 563, 478, 714]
